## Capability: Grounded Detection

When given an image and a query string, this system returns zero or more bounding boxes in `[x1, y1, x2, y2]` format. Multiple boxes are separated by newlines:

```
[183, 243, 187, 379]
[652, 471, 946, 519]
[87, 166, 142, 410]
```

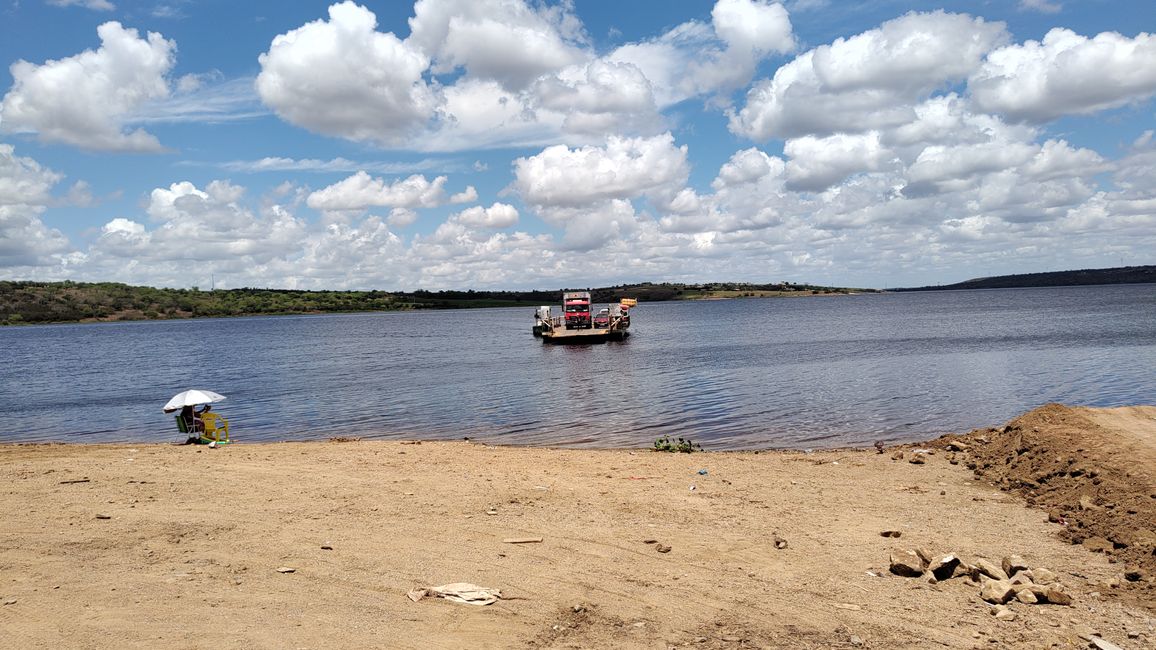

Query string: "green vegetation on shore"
[893, 265, 1156, 291]
[0, 280, 871, 325]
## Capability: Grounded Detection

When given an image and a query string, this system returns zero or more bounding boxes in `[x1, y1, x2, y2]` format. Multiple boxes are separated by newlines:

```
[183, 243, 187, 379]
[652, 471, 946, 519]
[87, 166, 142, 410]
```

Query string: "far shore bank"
[1, 404, 1152, 648]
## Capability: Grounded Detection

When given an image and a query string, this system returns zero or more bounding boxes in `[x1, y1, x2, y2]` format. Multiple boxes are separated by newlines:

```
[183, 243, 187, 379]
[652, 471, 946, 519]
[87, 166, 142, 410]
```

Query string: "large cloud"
[609, 0, 794, 108]
[255, 1, 437, 145]
[969, 29, 1156, 122]
[0, 22, 174, 152]
[729, 11, 1008, 140]
[407, 0, 588, 90]
[513, 133, 689, 208]
[306, 172, 475, 211]
[0, 145, 75, 268]
[255, 1, 794, 151]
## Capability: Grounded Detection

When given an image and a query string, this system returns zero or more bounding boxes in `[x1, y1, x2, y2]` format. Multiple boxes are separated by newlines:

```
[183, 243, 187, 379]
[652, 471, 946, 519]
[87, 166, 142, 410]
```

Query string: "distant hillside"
[894, 265, 1156, 291]
[0, 280, 873, 325]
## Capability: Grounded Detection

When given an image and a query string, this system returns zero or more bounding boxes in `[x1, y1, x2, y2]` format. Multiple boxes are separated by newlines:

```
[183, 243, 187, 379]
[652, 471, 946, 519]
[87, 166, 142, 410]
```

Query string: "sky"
[0, 0, 1154, 291]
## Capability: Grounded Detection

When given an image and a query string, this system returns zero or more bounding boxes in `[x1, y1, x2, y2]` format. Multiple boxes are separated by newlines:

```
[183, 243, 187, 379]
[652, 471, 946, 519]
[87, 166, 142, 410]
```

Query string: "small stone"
[891, 451, 904, 460]
[1078, 495, 1102, 511]
[693, 637, 708, 644]
[276, 567, 296, 573]
[95, 514, 111, 520]
[880, 530, 902, 538]
[914, 548, 934, 566]
[643, 539, 658, 544]
[1089, 637, 1126, 650]
[889, 551, 925, 577]
[1015, 589, 1038, 604]
[656, 544, 672, 553]
[974, 559, 1009, 581]
[1002, 555, 1029, 577]
[1031, 567, 1058, 584]
[1082, 536, 1113, 553]
[1123, 567, 1147, 582]
[979, 579, 1016, 604]
[850, 635, 864, 646]
[2, 598, 16, 605]
[993, 605, 1016, 621]
[320, 545, 333, 550]
[572, 605, 586, 613]
[1073, 625, 1098, 641]
[772, 534, 788, 549]
[1043, 586, 1071, 605]
[953, 562, 980, 581]
[908, 455, 925, 465]
[928, 554, 961, 581]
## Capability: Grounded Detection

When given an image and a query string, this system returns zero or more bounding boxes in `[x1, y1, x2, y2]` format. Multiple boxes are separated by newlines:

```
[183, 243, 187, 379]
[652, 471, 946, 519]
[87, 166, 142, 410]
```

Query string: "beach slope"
[1, 405, 1152, 649]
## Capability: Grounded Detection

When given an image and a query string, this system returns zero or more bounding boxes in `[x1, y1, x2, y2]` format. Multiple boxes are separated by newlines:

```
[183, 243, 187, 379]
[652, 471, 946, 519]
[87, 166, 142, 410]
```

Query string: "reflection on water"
[2, 284, 1154, 449]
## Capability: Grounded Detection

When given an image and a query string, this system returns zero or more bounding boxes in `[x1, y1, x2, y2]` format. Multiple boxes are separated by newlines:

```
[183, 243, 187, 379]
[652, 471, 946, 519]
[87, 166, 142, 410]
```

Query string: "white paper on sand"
[407, 583, 502, 606]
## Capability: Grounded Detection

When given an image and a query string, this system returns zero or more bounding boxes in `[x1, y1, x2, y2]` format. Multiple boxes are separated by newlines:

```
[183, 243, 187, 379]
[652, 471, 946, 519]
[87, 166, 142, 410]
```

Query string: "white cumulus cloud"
[0, 22, 175, 152]
[306, 172, 469, 211]
[255, 1, 437, 145]
[452, 202, 519, 229]
[729, 11, 1008, 140]
[969, 28, 1156, 122]
[513, 133, 689, 208]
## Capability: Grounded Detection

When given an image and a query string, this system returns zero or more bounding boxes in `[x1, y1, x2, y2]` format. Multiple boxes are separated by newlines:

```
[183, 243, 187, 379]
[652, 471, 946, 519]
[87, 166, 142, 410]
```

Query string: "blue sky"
[1, 0, 1153, 290]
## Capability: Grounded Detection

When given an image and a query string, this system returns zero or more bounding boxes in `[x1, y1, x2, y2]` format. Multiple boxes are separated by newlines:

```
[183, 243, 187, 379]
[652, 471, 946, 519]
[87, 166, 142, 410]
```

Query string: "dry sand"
[1, 404, 1153, 649]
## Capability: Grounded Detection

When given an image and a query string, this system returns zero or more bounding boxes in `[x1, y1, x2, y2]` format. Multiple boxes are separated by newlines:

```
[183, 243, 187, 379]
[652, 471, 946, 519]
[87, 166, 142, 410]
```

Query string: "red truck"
[562, 291, 592, 329]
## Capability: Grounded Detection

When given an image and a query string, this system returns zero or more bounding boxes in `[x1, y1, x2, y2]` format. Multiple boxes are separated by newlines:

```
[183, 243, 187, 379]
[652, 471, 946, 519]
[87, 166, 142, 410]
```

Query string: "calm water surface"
[2, 285, 1154, 449]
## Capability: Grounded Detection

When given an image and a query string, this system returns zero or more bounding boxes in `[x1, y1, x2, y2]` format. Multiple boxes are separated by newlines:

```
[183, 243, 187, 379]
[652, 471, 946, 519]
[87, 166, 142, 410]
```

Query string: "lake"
[2, 284, 1154, 449]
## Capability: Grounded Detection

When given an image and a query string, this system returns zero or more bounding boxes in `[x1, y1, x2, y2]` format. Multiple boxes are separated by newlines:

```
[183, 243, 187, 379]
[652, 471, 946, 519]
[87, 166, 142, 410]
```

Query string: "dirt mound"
[936, 403, 1156, 610]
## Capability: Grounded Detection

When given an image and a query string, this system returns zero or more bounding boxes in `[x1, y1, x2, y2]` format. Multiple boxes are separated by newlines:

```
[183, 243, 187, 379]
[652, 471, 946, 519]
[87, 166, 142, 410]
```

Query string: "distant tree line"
[893, 266, 1156, 291]
[0, 280, 870, 325]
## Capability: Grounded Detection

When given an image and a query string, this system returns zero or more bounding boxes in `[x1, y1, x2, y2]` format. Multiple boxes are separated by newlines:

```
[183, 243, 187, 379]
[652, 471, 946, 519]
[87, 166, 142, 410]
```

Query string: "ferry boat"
[533, 294, 636, 343]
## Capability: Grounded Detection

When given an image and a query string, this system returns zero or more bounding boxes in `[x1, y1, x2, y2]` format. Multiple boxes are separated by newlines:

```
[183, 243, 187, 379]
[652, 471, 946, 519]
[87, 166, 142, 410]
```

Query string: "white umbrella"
[163, 389, 227, 413]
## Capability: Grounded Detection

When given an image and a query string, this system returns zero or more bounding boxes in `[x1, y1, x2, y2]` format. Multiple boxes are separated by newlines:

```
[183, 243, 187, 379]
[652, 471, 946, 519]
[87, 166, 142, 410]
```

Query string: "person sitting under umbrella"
[179, 405, 204, 433]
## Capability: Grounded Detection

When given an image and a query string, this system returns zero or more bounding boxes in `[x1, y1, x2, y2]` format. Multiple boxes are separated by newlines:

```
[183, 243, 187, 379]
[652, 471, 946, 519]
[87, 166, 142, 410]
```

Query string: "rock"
[974, 559, 1009, 581]
[1009, 574, 1033, 587]
[772, 534, 788, 550]
[320, 544, 333, 550]
[1078, 495, 1102, 511]
[953, 562, 980, 581]
[1002, 555, 1029, 577]
[656, 544, 672, 553]
[276, 567, 296, 573]
[1043, 586, 1072, 605]
[1082, 536, 1112, 553]
[914, 548, 934, 566]
[908, 455, 925, 465]
[1029, 567, 1058, 585]
[1015, 589, 1038, 604]
[2, 598, 17, 605]
[1123, 567, 1147, 582]
[95, 514, 111, 520]
[880, 530, 902, 538]
[928, 554, 961, 581]
[643, 539, 658, 544]
[945, 441, 969, 452]
[1073, 625, 1099, 641]
[889, 551, 925, 577]
[849, 635, 863, 647]
[891, 451, 904, 460]
[1090, 638, 1126, 650]
[992, 605, 1016, 621]
[979, 579, 1016, 604]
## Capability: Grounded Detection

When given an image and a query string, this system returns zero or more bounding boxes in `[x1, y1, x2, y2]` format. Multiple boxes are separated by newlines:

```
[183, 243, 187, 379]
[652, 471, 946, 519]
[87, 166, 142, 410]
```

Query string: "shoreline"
[1, 404, 1152, 648]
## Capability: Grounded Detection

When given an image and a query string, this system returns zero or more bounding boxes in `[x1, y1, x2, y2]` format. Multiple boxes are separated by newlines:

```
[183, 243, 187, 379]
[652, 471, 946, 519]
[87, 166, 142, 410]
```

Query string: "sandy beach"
[1, 404, 1153, 649]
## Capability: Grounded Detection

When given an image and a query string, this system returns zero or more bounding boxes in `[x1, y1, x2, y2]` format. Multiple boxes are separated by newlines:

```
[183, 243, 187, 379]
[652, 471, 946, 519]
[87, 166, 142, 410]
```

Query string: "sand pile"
[936, 403, 1156, 611]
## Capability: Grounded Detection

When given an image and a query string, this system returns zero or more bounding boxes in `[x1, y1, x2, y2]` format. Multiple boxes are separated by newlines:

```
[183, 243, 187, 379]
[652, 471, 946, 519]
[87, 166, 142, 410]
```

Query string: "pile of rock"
[889, 549, 1073, 612]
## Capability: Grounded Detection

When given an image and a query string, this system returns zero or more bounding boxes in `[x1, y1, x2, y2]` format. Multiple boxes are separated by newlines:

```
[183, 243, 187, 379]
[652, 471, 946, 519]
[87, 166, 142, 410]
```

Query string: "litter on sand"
[407, 583, 502, 606]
